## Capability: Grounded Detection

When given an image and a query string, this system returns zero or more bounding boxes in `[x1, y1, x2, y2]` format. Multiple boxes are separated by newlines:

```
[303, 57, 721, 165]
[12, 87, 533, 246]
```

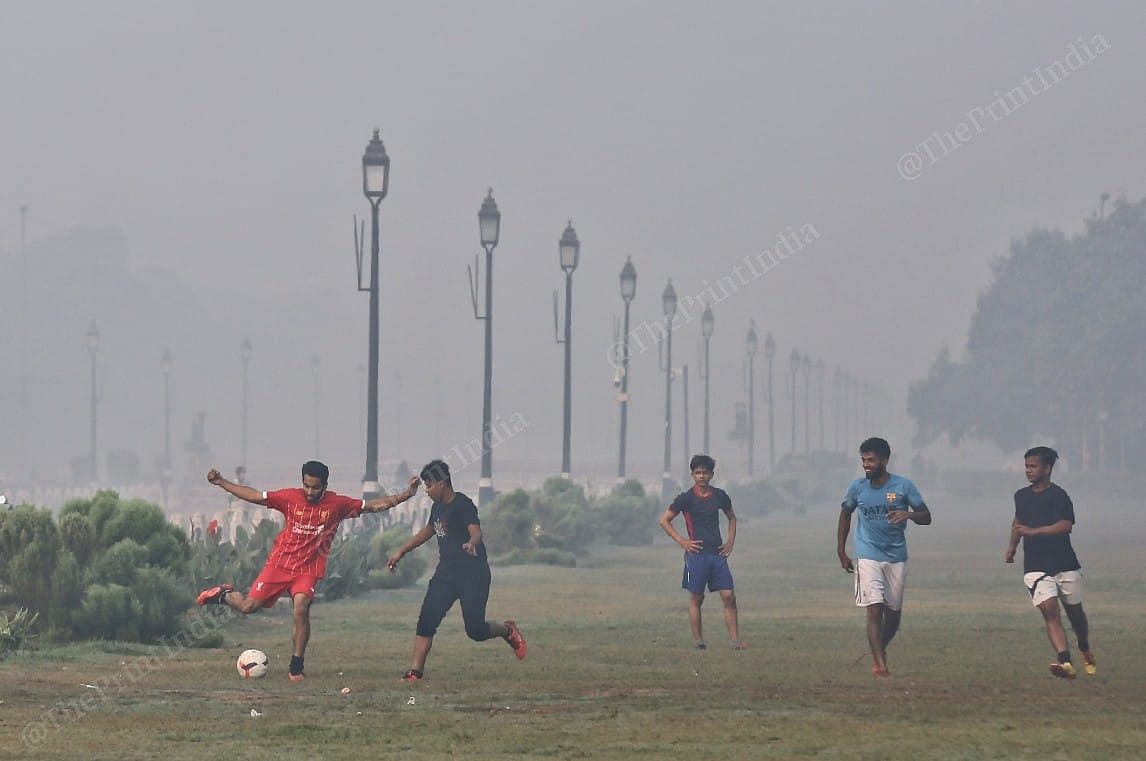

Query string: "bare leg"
[1062, 602, 1090, 649]
[718, 589, 740, 644]
[881, 608, 902, 651]
[291, 594, 312, 658]
[866, 604, 889, 674]
[1037, 598, 1069, 655]
[689, 592, 705, 643]
[410, 635, 433, 673]
[222, 590, 263, 615]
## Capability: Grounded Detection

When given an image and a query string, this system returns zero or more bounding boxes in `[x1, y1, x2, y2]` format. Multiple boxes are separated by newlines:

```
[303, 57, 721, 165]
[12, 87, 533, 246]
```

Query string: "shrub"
[592, 480, 660, 546]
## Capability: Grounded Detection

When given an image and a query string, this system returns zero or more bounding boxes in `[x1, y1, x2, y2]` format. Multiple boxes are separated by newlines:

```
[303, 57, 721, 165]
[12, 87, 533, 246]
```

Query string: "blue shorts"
[681, 553, 734, 595]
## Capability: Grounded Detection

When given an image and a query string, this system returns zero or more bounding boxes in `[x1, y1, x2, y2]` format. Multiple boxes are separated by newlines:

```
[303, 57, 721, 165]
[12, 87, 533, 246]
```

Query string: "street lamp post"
[86, 321, 99, 484]
[764, 332, 776, 472]
[240, 338, 252, 469]
[816, 358, 825, 451]
[789, 349, 800, 455]
[660, 280, 678, 502]
[833, 366, 842, 452]
[161, 349, 173, 507]
[469, 189, 501, 507]
[616, 258, 637, 484]
[311, 354, 321, 458]
[701, 305, 714, 454]
[682, 364, 690, 476]
[746, 322, 758, 478]
[803, 354, 812, 454]
[358, 129, 390, 502]
[554, 221, 580, 479]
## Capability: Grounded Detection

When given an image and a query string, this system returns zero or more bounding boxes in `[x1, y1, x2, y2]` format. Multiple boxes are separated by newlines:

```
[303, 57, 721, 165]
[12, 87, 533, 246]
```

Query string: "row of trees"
[909, 197, 1146, 468]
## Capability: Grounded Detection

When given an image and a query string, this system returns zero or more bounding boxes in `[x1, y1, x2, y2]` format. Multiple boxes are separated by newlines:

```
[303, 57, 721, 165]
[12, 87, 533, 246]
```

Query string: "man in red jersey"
[196, 460, 419, 681]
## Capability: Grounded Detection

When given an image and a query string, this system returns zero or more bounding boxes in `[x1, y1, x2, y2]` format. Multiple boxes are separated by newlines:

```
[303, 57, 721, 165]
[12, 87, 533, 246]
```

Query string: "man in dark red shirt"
[196, 460, 419, 681]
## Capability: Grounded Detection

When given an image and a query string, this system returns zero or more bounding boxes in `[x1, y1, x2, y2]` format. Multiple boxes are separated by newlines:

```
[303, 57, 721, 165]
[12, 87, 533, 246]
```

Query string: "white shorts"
[1024, 570, 1083, 607]
[854, 559, 906, 611]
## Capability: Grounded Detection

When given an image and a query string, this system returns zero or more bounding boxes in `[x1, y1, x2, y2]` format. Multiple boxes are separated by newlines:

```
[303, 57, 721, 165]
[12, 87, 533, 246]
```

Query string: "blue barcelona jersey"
[841, 474, 925, 563]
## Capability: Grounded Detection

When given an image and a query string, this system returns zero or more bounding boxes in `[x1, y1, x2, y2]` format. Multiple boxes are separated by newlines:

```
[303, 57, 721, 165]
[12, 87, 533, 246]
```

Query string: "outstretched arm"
[363, 475, 420, 514]
[207, 469, 267, 505]
[387, 524, 435, 571]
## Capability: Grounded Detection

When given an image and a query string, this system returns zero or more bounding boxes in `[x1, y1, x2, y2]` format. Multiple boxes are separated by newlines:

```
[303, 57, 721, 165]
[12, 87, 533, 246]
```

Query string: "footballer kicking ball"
[236, 649, 269, 679]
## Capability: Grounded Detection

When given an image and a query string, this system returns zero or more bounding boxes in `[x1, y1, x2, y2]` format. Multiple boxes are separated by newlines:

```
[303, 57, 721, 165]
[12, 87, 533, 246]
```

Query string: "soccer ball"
[236, 649, 269, 679]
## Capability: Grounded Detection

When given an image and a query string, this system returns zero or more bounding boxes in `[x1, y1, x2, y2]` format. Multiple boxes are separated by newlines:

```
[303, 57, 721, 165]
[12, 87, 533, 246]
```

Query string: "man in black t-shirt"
[1005, 446, 1095, 679]
[658, 454, 744, 650]
[387, 460, 527, 682]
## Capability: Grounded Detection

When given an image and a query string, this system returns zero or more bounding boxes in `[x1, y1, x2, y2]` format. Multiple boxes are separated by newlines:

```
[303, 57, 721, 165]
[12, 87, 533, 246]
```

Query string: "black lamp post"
[161, 349, 173, 507]
[764, 332, 776, 472]
[471, 189, 501, 507]
[746, 321, 758, 477]
[789, 349, 800, 455]
[359, 129, 389, 501]
[617, 257, 637, 483]
[833, 366, 842, 452]
[555, 221, 579, 479]
[701, 305, 714, 454]
[660, 280, 678, 502]
[86, 321, 99, 483]
[240, 338, 252, 470]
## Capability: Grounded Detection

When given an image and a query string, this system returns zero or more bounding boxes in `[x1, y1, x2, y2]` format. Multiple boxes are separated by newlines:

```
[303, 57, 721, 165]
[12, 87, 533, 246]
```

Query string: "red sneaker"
[399, 669, 423, 683]
[504, 620, 527, 660]
[196, 583, 233, 606]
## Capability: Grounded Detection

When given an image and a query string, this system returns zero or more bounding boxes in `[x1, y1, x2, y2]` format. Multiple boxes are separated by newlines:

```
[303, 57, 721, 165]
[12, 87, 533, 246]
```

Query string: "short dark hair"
[689, 454, 716, 472]
[420, 459, 452, 485]
[859, 438, 891, 460]
[1024, 446, 1058, 469]
[301, 460, 329, 485]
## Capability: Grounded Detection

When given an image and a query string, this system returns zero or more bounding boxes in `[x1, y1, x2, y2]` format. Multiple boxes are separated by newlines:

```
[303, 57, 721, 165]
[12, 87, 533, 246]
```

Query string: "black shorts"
[415, 565, 493, 640]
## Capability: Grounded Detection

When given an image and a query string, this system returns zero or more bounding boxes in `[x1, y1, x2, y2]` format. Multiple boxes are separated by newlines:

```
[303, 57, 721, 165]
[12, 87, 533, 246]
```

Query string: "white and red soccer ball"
[236, 649, 269, 679]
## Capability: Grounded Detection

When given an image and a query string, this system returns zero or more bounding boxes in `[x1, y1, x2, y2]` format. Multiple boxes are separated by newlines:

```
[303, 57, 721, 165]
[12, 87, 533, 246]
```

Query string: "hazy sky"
[2, 2, 1143, 496]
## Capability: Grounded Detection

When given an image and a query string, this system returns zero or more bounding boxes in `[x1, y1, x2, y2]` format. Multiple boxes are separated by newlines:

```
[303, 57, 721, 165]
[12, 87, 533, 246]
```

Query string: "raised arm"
[206, 468, 267, 505]
[363, 475, 420, 514]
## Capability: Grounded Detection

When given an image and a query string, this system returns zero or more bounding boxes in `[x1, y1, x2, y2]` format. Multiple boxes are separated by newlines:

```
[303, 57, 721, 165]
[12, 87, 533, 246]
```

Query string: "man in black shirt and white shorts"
[1005, 446, 1096, 679]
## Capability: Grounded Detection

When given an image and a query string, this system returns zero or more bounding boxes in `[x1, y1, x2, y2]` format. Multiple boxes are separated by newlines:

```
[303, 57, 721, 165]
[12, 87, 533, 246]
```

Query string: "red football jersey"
[262, 488, 364, 578]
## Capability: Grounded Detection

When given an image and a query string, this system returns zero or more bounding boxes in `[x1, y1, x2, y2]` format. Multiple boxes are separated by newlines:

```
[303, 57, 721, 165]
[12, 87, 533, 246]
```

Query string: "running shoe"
[1081, 650, 1097, 676]
[504, 620, 527, 660]
[1050, 661, 1077, 679]
[399, 669, 423, 683]
[873, 666, 891, 678]
[695, 641, 708, 650]
[288, 672, 305, 683]
[195, 583, 233, 606]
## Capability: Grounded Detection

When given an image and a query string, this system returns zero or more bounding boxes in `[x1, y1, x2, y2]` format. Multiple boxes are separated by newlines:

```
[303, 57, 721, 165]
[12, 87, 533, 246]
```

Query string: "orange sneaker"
[196, 583, 233, 606]
[1081, 651, 1096, 676]
[873, 666, 891, 678]
[504, 620, 527, 660]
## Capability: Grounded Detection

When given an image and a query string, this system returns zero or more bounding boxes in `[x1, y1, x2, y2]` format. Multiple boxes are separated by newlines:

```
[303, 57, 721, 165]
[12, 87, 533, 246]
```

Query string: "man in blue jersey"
[836, 438, 931, 677]
[1005, 446, 1095, 679]
[659, 454, 745, 650]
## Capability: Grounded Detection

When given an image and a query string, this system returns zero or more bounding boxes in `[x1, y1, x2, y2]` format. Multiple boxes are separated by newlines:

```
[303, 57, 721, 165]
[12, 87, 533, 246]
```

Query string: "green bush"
[592, 480, 660, 546]
[492, 547, 577, 567]
[0, 492, 196, 643]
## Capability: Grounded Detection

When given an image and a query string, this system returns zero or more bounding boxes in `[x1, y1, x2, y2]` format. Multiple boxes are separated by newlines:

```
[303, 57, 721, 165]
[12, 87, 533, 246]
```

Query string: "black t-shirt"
[669, 486, 733, 554]
[1014, 483, 1080, 574]
[428, 491, 488, 574]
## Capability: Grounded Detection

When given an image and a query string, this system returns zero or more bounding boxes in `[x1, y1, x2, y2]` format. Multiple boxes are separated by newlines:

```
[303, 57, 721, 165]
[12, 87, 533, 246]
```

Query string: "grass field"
[2, 493, 1145, 760]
